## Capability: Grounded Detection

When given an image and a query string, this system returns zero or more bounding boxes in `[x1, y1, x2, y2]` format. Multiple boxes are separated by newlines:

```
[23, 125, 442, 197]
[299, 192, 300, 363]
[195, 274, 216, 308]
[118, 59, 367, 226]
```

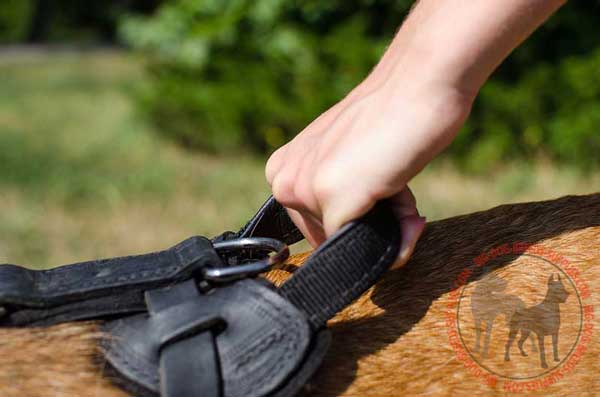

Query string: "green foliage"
[0, 0, 33, 42]
[120, 0, 413, 151]
[121, 1, 600, 169]
[453, 46, 600, 172]
[0, 0, 161, 44]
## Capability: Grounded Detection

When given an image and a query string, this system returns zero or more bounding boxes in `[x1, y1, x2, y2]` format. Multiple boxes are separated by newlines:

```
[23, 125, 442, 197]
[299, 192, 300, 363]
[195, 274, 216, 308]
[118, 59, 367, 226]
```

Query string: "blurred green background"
[1, 0, 600, 268]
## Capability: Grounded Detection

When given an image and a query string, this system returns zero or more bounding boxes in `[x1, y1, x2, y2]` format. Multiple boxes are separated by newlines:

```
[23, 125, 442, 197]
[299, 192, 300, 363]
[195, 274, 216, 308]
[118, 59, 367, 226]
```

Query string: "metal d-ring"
[203, 237, 290, 282]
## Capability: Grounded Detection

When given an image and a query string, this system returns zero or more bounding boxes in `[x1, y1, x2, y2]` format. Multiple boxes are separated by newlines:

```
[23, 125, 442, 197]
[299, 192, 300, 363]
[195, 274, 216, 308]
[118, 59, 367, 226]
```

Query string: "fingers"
[269, 149, 426, 269]
[390, 187, 418, 217]
[318, 187, 377, 237]
[286, 208, 327, 247]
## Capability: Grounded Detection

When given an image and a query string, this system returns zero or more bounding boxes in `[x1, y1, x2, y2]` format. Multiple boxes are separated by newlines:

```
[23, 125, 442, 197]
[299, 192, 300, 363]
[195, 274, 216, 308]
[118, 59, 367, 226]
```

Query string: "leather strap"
[0, 196, 297, 327]
[0, 236, 222, 326]
[5, 289, 147, 326]
[146, 281, 221, 397]
[161, 332, 219, 397]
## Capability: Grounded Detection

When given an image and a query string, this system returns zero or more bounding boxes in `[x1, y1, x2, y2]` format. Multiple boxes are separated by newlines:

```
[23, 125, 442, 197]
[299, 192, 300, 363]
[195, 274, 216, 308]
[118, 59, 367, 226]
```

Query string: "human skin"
[266, 0, 567, 267]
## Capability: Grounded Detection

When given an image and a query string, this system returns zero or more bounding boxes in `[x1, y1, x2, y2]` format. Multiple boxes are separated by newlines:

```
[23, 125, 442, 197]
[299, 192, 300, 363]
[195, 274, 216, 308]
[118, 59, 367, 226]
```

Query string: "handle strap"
[0, 236, 221, 326]
[280, 202, 400, 329]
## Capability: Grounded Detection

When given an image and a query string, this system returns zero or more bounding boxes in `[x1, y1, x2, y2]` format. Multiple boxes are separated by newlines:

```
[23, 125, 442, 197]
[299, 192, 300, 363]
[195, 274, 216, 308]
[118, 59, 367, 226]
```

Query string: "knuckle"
[265, 146, 287, 184]
[271, 171, 296, 205]
[293, 179, 311, 206]
[312, 170, 338, 205]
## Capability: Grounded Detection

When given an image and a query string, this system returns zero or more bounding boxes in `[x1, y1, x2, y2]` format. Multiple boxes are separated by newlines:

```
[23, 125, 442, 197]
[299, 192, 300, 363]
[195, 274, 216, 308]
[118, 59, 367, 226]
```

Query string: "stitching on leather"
[52, 264, 182, 292]
[174, 236, 199, 265]
[44, 238, 209, 293]
[224, 287, 300, 366]
[233, 330, 281, 369]
[229, 284, 306, 396]
[245, 322, 302, 396]
[101, 319, 160, 388]
[39, 237, 210, 293]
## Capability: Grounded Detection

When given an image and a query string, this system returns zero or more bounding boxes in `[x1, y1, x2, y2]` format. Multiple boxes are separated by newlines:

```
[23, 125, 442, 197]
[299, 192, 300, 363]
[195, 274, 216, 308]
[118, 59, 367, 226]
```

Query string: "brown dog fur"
[1, 194, 599, 396]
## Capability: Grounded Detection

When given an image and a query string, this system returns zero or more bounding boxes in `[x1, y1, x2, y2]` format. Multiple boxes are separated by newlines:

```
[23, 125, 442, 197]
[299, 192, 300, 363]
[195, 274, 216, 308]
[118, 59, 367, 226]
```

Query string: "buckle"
[204, 237, 290, 282]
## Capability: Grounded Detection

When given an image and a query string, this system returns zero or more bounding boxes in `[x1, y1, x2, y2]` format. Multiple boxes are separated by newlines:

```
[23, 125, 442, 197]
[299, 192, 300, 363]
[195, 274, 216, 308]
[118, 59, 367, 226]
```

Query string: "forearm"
[364, 0, 566, 98]
[344, 0, 566, 185]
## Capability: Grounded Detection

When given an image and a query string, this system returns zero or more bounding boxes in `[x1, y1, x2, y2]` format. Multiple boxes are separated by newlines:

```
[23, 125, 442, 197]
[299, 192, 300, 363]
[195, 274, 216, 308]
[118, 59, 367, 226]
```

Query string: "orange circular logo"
[445, 243, 594, 392]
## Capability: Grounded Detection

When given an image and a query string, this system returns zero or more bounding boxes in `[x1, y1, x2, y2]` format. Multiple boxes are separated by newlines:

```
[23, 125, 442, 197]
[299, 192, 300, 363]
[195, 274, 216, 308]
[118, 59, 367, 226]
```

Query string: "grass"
[1, 49, 599, 268]
[0, 50, 270, 266]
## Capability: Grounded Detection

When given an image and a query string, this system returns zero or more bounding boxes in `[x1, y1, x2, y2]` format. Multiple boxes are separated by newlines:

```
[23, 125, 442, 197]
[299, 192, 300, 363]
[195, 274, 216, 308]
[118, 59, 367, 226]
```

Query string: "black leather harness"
[0, 196, 400, 397]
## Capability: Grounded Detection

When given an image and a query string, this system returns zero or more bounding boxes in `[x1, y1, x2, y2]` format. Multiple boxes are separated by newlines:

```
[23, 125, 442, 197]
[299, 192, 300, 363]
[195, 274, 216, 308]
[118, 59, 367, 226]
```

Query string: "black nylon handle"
[279, 202, 401, 329]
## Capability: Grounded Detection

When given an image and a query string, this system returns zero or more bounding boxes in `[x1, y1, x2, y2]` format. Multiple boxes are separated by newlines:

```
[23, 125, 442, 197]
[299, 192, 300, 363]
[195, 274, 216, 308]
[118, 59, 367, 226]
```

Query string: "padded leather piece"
[102, 279, 312, 397]
[271, 329, 331, 397]
[0, 236, 221, 324]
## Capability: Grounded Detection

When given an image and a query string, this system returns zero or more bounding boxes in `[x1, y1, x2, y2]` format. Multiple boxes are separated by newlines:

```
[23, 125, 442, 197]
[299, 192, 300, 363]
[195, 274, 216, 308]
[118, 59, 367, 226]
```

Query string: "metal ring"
[203, 237, 290, 282]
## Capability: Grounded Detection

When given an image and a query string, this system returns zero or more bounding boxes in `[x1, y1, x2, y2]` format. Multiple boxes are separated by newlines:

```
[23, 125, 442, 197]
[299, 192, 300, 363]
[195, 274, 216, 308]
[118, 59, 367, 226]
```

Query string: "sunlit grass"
[0, 52, 171, 206]
[0, 50, 269, 266]
[0, 50, 599, 268]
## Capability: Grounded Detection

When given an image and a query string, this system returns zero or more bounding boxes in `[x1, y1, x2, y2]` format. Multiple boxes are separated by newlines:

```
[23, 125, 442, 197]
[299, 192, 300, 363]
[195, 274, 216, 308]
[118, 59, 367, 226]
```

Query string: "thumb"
[392, 214, 426, 269]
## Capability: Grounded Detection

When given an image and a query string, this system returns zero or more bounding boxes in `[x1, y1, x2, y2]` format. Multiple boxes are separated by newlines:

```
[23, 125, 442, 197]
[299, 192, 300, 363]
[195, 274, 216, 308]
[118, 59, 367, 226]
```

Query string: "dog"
[504, 274, 570, 368]
[0, 194, 599, 396]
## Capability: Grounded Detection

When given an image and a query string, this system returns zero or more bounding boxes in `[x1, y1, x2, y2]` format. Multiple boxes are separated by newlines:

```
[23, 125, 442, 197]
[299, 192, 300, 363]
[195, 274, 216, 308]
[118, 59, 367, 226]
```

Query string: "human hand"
[266, 77, 473, 268]
[266, 0, 563, 268]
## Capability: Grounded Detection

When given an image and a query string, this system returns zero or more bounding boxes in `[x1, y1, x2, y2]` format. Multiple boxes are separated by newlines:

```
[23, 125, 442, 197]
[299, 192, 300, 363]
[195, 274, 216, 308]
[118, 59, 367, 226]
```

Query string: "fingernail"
[393, 216, 426, 269]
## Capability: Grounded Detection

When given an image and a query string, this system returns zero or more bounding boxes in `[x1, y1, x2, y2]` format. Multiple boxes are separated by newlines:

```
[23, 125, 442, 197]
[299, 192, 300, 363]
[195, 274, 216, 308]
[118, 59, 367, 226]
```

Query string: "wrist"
[376, 65, 476, 134]
[354, 46, 477, 120]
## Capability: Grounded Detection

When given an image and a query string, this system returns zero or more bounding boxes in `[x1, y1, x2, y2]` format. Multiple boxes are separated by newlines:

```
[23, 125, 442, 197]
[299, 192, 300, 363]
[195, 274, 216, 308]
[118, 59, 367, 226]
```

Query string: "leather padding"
[102, 279, 313, 397]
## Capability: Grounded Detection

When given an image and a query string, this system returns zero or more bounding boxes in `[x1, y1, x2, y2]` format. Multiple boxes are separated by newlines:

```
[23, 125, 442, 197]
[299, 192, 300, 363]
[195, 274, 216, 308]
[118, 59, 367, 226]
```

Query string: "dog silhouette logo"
[450, 244, 589, 389]
[504, 274, 569, 368]
[470, 272, 533, 360]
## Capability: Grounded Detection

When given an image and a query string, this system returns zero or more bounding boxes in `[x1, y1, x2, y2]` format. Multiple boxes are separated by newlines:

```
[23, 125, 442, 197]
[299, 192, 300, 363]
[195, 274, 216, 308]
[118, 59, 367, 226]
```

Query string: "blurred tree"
[451, 1, 600, 171]
[120, 0, 600, 170]
[0, 0, 162, 44]
[120, 0, 414, 151]
[27, 0, 51, 42]
[0, 0, 34, 42]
